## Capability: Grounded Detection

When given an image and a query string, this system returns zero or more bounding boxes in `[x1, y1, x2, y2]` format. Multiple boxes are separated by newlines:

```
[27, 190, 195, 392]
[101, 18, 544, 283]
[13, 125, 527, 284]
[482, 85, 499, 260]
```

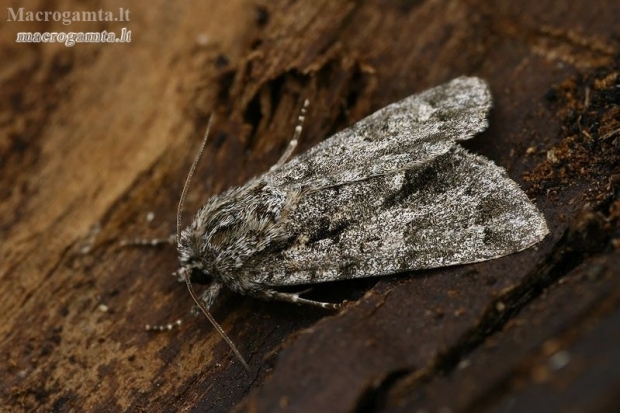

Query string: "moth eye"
[190, 267, 212, 285]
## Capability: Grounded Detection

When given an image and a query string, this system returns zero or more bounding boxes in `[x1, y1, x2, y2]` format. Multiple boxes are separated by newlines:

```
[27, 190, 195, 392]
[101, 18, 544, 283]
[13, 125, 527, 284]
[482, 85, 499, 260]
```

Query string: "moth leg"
[191, 282, 223, 316]
[253, 288, 341, 310]
[270, 99, 309, 171]
[119, 234, 176, 247]
[145, 319, 182, 332]
[200, 282, 223, 310]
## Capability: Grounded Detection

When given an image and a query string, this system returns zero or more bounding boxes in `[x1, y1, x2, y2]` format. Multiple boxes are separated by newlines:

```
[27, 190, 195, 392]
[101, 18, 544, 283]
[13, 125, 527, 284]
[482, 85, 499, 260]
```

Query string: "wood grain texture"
[1, 0, 619, 412]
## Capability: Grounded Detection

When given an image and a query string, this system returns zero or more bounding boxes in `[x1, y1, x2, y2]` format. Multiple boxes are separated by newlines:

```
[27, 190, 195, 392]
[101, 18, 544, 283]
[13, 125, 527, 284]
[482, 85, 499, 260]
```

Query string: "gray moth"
[137, 76, 548, 370]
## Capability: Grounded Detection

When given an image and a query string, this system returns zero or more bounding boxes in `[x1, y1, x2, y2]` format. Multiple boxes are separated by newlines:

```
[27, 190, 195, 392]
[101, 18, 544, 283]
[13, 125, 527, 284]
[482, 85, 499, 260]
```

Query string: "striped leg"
[253, 288, 341, 310]
[270, 99, 309, 171]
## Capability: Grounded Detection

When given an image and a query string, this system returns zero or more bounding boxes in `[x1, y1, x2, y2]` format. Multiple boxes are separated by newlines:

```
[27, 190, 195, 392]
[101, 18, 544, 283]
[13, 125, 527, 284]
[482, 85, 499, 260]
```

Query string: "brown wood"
[1, 1, 619, 412]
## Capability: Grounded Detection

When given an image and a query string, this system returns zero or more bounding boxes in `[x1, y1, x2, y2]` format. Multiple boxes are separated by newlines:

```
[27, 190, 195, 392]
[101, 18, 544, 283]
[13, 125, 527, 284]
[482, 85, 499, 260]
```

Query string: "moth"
[130, 76, 548, 370]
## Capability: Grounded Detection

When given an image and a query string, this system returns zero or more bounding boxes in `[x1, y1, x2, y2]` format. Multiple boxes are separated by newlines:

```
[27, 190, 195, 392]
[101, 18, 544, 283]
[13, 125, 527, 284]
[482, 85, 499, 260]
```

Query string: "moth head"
[180, 262, 213, 285]
[177, 227, 213, 285]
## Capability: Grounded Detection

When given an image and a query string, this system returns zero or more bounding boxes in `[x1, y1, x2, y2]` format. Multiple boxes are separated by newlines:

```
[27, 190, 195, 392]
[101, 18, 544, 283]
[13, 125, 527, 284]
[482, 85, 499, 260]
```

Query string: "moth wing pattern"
[264, 76, 492, 190]
[248, 145, 548, 286]
[231, 77, 548, 287]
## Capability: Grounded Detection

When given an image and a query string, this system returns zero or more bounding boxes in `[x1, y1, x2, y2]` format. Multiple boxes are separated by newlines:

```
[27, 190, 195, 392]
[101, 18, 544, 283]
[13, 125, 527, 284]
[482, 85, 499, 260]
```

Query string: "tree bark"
[1, 1, 619, 412]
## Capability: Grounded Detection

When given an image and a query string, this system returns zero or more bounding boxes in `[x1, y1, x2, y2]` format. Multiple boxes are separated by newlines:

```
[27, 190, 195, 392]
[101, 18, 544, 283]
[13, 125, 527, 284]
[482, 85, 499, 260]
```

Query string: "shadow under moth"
[129, 76, 548, 370]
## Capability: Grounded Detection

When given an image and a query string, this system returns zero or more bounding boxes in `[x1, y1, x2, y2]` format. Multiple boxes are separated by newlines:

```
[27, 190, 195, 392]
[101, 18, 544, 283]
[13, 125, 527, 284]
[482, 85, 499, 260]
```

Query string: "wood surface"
[1, 1, 619, 411]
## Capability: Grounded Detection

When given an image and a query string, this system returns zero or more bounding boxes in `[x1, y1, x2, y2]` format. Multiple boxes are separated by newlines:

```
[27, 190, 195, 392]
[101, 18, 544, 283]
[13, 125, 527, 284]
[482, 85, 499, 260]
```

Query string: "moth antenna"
[176, 117, 250, 371]
[184, 272, 250, 371]
[177, 115, 214, 243]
